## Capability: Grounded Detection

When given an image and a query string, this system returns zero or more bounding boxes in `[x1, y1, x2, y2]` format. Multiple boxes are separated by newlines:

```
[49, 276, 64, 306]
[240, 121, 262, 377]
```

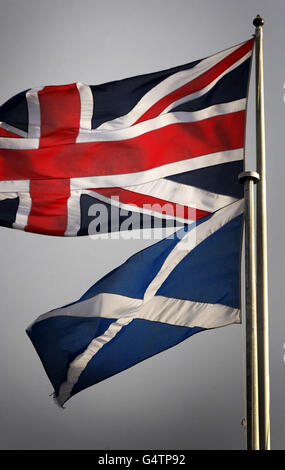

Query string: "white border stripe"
[76, 99, 246, 143]
[12, 189, 32, 230]
[76, 83, 93, 132]
[64, 189, 83, 236]
[70, 149, 243, 190]
[26, 88, 43, 142]
[0, 191, 18, 200]
[0, 180, 30, 192]
[0, 137, 39, 150]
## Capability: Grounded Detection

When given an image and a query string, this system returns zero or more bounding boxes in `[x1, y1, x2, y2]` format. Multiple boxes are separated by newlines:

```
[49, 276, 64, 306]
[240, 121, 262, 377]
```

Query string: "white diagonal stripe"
[138, 296, 241, 328]
[29, 291, 240, 330]
[27, 294, 143, 329]
[53, 291, 240, 406]
[56, 316, 134, 406]
[83, 189, 192, 223]
[54, 291, 240, 406]
[0, 88, 42, 149]
[124, 178, 237, 213]
[143, 199, 243, 301]
[0, 121, 27, 137]
[162, 51, 251, 114]
[97, 41, 248, 130]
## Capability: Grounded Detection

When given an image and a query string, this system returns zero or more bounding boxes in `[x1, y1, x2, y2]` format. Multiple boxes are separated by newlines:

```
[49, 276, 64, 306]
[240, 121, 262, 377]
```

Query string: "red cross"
[26, 84, 81, 235]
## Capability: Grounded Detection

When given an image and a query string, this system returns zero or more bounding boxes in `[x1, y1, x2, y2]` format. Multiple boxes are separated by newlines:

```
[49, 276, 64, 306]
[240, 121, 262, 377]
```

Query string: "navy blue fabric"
[78, 193, 184, 236]
[157, 214, 243, 308]
[0, 90, 29, 132]
[90, 59, 200, 129]
[78, 228, 188, 302]
[172, 59, 251, 113]
[72, 319, 205, 398]
[0, 197, 19, 228]
[27, 316, 116, 394]
[166, 161, 244, 199]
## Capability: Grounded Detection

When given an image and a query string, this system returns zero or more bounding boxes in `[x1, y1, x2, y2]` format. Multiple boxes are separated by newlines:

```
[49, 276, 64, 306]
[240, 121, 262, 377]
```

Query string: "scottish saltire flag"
[0, 39, 253, 236]
[27, 200, 243, 406]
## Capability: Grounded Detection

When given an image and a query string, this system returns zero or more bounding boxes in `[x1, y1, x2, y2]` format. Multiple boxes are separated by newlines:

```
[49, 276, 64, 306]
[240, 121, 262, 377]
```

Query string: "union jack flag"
[0, 38, 253, 236]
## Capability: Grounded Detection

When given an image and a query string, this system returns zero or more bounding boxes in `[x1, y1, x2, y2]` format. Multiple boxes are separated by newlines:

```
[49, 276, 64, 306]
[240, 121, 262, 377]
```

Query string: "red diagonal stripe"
[93, 187, 210, 220]
[0, 111, 245, 181]
[134, 39, 253, 125]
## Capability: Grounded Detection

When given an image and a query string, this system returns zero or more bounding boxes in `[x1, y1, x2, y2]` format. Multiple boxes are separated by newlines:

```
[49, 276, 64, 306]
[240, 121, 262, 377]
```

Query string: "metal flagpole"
[253, 14, 271, 450]
[239, 171, 260, 450]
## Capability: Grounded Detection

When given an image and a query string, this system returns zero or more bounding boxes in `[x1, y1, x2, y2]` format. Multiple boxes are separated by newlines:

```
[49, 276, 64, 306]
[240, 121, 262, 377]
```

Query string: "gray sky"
[0, 0, 284, 450]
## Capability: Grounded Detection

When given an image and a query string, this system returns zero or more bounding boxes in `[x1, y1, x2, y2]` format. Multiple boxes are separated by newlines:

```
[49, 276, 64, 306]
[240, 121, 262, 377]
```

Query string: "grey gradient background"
[0, 0, 284, 450]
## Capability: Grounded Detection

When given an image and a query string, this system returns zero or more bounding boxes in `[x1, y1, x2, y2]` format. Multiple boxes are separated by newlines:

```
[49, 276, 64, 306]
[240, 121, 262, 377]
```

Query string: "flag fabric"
[0, 39, 253, 236]
[27, 200, 243, 406]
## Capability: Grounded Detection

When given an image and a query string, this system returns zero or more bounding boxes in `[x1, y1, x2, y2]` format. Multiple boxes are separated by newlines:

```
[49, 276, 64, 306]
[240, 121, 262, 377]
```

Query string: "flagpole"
[253, 14, 271, 450]
[239, 171, 260, 450]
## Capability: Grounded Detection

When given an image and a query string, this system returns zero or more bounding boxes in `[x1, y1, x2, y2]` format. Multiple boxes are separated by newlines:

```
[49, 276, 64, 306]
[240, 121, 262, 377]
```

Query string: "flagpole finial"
[253, 15, 264, 27]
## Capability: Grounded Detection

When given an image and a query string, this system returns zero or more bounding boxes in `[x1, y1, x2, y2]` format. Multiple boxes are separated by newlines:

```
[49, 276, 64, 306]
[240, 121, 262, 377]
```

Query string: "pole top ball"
[253, 15, 264, 27]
